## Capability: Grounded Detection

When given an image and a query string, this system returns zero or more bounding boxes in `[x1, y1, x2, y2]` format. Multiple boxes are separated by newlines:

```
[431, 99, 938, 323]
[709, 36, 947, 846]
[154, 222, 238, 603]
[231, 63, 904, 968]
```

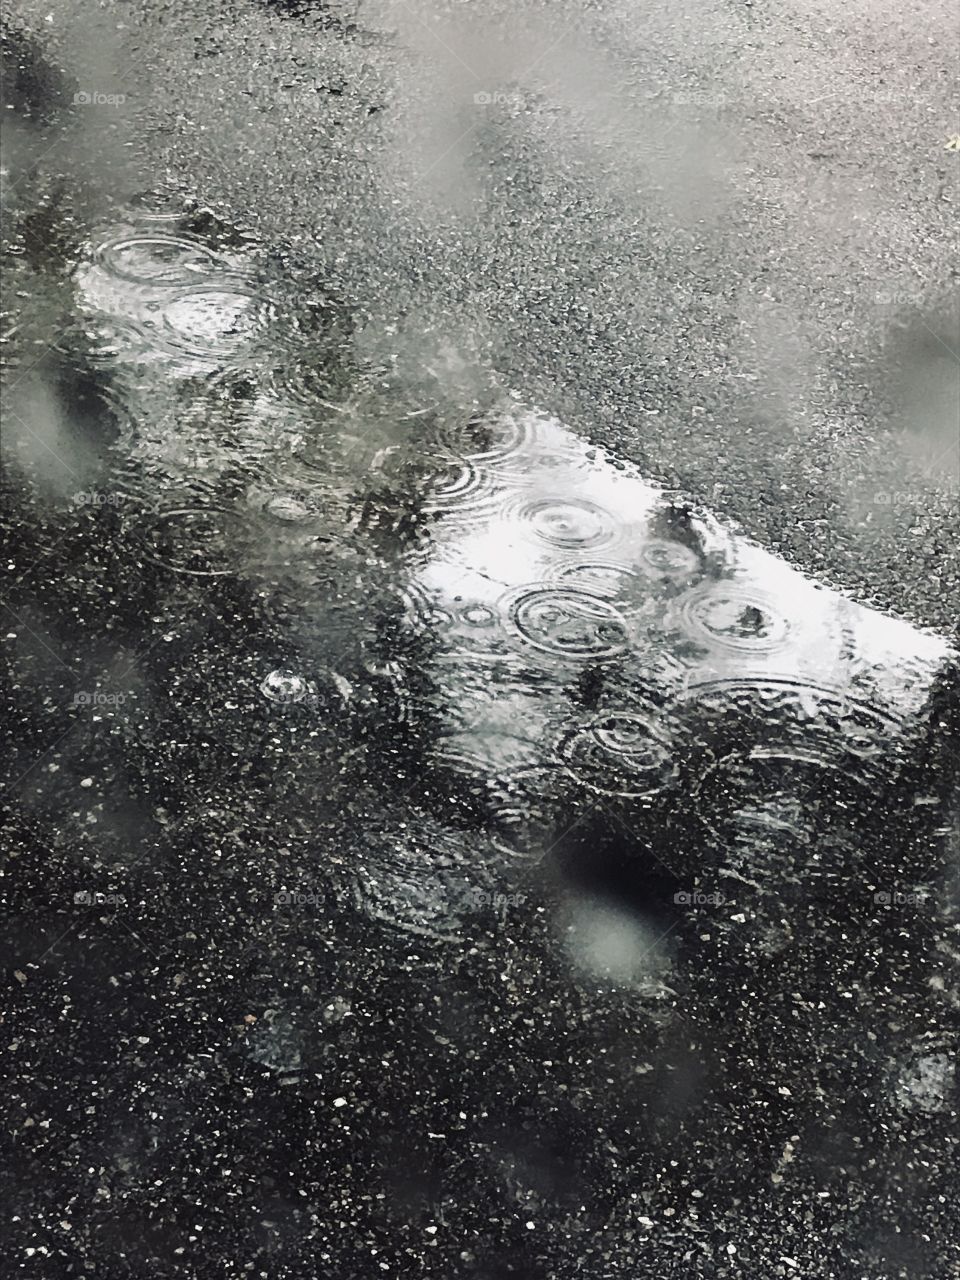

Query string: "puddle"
[1, 18, 957, 1267]
[9, 196, 955, 954]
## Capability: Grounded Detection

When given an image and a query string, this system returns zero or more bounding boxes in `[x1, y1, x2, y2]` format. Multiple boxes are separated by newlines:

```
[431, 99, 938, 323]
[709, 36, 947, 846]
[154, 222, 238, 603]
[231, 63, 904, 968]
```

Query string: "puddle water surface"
[3, 196, 952, 1028]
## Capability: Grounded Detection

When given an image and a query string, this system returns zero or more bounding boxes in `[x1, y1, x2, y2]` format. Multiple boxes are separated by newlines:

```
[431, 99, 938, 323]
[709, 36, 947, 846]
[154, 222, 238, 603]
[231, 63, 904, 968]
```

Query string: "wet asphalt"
[2, 2, 960, 1278]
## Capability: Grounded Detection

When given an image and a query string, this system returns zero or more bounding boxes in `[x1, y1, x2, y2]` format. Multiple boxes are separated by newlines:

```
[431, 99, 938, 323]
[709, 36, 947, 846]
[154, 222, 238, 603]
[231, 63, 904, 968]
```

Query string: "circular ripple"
[692, 752, 859, 847]
[677, 584, 791, 654]
[486, 767, 559, 862]
[350, 862, 472, 942]
[509, 588, 630, 659]
[94, 236, 224, 286]
[429, 744, 556, 863]
[679, 677, 898, 746]
[138, 506, 240, 577]
[155, 286, 267, 361]
[421, 455, 500, 520]
[347, 827, 495, 943]
[401, 581, 457, 634]
[462, 409, 539, 467]
[514, 497, 616, 550]
[679, 678, 900, 840]
[555, 560, 642, 601]
[558, 713, 677, 797]
[639, 538, 701, 580]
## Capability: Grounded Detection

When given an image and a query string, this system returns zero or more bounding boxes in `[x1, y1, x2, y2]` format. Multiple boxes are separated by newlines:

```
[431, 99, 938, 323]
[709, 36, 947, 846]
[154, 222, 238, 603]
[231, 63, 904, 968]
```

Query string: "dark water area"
[2, 17, 959, 1280]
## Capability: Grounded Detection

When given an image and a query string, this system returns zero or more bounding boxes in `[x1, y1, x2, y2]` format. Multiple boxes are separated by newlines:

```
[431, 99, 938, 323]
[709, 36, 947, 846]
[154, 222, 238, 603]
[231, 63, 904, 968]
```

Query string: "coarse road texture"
[2, 2, 959, 1279]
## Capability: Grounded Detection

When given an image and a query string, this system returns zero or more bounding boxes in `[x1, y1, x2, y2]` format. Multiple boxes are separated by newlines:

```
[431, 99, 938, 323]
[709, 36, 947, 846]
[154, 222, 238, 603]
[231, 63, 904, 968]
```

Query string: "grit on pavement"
[2, 2, 959, 1278]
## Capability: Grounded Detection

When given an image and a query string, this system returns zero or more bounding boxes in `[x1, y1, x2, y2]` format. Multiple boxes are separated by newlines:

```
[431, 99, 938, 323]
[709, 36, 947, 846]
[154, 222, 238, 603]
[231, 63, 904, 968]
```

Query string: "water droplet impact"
[260, 669, 309, 704]
[260, 490, 318, 524]
[460, 604, 497, 627]
[402, 582, 458, 634]
[558, 713, 676, 797]
[157, 287, 266, 363]
[345, 823, 496, 943]
[639, 538, 701, 580]
[94, 236, 225, 286]
[509, 588, 630, 659]
[678, 586, 791, 653]
[138, 506, 239, 577]
[515, 497, 615, 550]
[680, 678, 900, 844]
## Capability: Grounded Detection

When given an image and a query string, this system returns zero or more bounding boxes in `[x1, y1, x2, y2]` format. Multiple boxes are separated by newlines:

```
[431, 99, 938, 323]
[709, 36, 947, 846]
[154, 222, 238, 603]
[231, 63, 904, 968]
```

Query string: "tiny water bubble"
[260, 669, 309, 704]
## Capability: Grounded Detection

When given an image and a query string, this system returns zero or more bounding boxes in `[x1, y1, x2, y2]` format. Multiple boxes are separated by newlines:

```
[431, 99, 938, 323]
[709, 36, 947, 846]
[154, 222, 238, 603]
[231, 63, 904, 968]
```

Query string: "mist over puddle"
[46, 199, 955, 958]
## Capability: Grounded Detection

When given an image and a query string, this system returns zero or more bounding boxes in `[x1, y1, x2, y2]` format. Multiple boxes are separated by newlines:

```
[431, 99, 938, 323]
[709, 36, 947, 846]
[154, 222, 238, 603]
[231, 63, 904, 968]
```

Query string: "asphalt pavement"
[2, 2, 959, 1278]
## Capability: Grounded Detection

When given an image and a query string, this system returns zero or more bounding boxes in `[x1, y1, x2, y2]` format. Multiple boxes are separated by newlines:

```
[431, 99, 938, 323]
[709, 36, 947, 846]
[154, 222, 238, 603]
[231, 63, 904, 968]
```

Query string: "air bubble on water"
[260, 669, 309, 704]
